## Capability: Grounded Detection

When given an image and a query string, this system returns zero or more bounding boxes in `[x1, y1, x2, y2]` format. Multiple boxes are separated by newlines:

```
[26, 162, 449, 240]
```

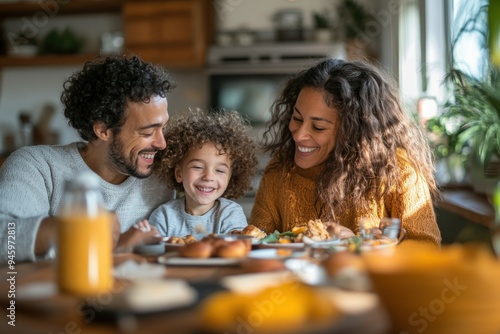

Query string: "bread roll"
[183, 234, 198, 244]
[179, 241, 214, 258]
[322, 251, 366, 277]
[216, 240, 248, 258]
[167, 236, 185, 245]
[211, 238, 230, 248]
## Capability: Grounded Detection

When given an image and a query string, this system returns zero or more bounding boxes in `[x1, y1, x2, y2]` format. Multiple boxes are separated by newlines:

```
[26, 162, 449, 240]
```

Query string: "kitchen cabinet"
[0, 0, 213, 68]
[124, 0, 213, 68]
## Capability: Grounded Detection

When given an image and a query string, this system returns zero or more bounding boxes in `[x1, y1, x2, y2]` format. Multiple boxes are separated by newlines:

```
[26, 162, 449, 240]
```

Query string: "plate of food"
[312, 228, 406, 254]
[257, 219, 334, 249]
[157, 253, 243, 266]
[259, 241, 306, 249]
[248, 248, 308, 260]
[228, 225, 268, 244]
[158, 235, 251, 266]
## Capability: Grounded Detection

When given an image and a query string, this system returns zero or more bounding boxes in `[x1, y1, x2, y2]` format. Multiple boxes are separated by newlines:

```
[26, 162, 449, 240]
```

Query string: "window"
[398, 1, 448, 105]
[450, 0, 488, 79]
[398, 0, 487, 114]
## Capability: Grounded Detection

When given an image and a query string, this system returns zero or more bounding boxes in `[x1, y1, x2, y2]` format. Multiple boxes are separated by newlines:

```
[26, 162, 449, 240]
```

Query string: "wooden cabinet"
[124, 0, 213, 68]
[0, 0, 213, 68]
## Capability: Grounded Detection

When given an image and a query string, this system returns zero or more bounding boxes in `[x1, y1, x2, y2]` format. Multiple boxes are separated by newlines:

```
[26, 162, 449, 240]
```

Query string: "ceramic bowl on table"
[133, 242, 166, 256]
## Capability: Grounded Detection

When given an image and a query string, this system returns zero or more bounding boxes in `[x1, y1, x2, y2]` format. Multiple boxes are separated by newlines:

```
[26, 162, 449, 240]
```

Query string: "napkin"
[113, 260, 166, 280]
[107, 278, 197, 313]
[110, 260, 197, 312]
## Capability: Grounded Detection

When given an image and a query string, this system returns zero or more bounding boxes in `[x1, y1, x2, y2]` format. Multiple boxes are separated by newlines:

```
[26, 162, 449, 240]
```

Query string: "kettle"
[273, 9, 304, 42]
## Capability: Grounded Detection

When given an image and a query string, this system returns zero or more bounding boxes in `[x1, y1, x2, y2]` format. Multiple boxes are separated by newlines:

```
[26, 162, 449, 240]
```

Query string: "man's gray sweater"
[0, 142, 173, 263]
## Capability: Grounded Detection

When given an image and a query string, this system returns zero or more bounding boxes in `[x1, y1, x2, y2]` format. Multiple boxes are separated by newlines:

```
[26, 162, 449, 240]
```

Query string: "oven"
[207, 43, 345, 125]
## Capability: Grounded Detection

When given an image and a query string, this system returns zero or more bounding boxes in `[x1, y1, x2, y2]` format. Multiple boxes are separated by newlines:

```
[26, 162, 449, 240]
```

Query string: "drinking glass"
[379, 218, 401, 242]
[358, 217, 380, 241]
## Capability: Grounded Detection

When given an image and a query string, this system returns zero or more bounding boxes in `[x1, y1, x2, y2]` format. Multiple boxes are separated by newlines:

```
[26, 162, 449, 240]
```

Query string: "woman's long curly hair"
[61, 54, 175, 141]
[156, 109, 258, 199]
[264, 58, 440, 214]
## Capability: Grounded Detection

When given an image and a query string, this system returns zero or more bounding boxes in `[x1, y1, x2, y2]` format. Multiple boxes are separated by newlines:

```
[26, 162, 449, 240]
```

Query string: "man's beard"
[109, 136, 153, 179]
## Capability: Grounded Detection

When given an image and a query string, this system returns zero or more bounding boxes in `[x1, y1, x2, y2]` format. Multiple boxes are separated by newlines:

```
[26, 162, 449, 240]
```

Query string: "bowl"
[133, 243, 166, 256]
[363, 243, 500, 334]
[8, 44, 38, 56]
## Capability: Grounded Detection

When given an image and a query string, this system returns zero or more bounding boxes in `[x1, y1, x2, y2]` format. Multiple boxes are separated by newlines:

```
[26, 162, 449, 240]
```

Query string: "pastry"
[179, 241, 214, 258]
[216, 240, 248, 258]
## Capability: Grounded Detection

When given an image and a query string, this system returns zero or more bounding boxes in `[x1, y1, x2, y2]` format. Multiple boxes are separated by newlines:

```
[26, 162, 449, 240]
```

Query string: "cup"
[358, 217, 380, 241]
[379, 218, 401, 242]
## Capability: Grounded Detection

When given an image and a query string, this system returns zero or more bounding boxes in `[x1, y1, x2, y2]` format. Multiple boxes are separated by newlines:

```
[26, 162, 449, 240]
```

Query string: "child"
[148, 108, 258, 240]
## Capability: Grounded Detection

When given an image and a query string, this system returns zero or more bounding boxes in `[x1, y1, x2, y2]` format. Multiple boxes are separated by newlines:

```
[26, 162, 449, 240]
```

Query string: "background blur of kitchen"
[0, 0, 440, 154]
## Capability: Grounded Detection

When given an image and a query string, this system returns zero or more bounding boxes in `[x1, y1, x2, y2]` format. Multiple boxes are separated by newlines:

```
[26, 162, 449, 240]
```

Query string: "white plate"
[311, 238, 344, 246]
[259, 242, 305, 249]
[157, 253, 242, 266]
[331, 239, 398, 252]
[221, 271, 292, 294]
[247, 248, 307, 260]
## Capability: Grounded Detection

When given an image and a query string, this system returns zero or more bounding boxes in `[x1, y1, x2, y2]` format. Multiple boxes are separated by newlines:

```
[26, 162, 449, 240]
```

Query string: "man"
[0, 54, 175, 263]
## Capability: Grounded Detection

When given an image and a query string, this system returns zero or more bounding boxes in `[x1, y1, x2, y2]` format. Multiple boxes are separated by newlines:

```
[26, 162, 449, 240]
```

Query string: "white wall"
[213, 0, 379, 31]
[0, 0, 391, 153]
[0, 12, 207, 152]
[0, 66, 207, 152]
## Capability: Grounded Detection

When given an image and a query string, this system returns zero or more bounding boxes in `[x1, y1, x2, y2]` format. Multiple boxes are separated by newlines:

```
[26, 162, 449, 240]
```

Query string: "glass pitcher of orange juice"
[57, 172, 113, 296]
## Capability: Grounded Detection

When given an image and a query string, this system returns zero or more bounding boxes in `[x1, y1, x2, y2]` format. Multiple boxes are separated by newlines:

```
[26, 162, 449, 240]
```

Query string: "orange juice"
[57, 212, 113, 296]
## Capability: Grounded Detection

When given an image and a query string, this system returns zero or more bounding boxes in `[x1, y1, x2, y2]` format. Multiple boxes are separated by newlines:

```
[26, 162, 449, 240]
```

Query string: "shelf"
[0, 0, 213, 68]
[0, 53, 104, 67]
[0, 1, 125, 68]
[0, 0, 125, 18]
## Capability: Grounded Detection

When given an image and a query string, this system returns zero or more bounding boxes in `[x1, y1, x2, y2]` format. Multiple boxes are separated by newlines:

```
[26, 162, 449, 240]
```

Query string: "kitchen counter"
[437, 187, 494, 227]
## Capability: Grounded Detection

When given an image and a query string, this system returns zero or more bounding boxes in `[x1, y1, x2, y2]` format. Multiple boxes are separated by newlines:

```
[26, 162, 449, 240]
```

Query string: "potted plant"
[438, 1, 500, 196]
[443, 67, 500, 195]
[425, 113, 468, 185]
[336, 0, 372, 60]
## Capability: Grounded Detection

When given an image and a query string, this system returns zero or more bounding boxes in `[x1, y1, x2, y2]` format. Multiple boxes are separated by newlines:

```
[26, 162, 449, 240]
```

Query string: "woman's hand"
[327, 224, 356, 239]
[115, 219, 162, 251]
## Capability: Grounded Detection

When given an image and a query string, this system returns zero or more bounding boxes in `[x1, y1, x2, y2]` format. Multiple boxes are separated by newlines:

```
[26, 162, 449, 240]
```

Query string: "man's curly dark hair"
[61, 54, 175, 141]
[156, 109, 259, 199]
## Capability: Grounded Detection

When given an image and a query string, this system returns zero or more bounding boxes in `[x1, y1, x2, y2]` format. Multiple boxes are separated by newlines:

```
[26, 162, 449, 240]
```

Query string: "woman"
[249, 58, 441, 248]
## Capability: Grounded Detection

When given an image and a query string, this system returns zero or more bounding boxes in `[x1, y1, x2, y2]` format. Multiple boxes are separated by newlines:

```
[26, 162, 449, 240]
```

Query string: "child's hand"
[133, 219, 153, 232]
[109, 212, 121, 249]
[116, 220, 162, 250]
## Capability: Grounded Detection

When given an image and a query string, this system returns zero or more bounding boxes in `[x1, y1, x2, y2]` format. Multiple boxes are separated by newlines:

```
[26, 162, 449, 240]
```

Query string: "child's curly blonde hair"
[155, 108, 259, 199]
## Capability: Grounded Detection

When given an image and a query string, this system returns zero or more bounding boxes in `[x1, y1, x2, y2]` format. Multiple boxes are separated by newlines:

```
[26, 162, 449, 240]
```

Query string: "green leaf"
[260, 231, 280, 243]
[279, 231, 296, 237]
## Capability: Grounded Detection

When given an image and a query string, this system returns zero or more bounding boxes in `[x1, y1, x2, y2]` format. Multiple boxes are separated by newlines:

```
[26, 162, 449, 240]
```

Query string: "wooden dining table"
[0, 251, 391, 334]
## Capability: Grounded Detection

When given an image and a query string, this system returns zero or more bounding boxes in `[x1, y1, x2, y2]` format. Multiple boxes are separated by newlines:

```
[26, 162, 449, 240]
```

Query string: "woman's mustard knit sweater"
[249, 153, 442, 249]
